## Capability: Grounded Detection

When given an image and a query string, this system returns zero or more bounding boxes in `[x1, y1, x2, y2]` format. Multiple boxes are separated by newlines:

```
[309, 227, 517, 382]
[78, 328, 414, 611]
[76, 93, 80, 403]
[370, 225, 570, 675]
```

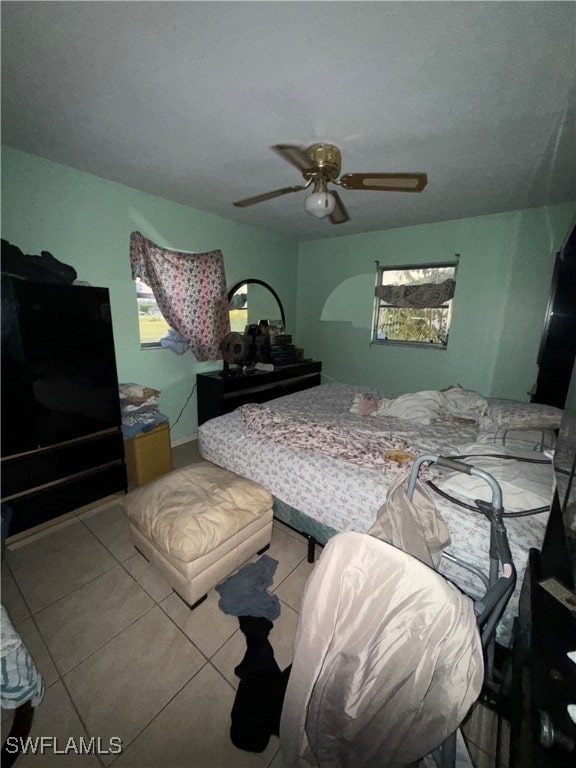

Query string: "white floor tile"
[5, 476, 492, 768]
[1, 570, 31, 624]
[12, 534, 117, 613]
[79, 503, 126, 532]
[64, 607, 205, 754]
[14, 617, 59, 688]
[34, 566, 154, 674]
[6, 519, 91, 570]
[160, 589, 238, 659]
[266, 527, 308, 589]
[12, 681, 101, 767]
[113, 663, 278, 767]
[272, 519, 306, 542]
[273, 558, 315, 612]
[93, 517, 136, 562]
[123, 552, 173, 602]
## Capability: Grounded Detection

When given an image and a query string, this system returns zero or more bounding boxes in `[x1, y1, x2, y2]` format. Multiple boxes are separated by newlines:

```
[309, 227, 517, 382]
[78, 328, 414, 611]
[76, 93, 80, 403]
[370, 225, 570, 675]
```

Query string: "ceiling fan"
[233, 144, 427, 225]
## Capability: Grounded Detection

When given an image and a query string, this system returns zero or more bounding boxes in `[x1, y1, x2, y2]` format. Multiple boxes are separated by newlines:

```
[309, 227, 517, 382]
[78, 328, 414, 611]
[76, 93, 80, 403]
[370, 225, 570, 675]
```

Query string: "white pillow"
[441, 386, 487, 419]
[434, 443, 554, 512]
[481, 400, 563, 430]
[377, 390, 445, 425]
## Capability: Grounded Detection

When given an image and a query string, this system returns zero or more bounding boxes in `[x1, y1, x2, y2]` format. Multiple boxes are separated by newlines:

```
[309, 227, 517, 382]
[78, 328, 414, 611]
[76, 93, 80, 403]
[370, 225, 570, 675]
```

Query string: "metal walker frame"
[407, 454, 517, 767]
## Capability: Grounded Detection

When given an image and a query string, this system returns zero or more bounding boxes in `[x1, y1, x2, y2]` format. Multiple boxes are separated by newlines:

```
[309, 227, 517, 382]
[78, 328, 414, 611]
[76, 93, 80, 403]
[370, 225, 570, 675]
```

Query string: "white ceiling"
[2, 1, 575, 240]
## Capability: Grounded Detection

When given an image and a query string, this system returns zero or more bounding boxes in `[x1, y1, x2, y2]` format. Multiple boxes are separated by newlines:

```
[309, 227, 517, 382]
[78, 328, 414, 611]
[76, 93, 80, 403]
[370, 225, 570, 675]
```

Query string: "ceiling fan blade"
[233, 185, 306, 208]
[329, 190, 350, 225]
[339, 173, 428, 192]
[272, 144, 315, 173]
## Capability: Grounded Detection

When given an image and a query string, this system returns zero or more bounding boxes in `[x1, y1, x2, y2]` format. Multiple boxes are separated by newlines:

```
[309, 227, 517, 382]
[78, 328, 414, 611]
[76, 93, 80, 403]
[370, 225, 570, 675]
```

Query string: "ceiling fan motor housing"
[304, 144, 341, 180]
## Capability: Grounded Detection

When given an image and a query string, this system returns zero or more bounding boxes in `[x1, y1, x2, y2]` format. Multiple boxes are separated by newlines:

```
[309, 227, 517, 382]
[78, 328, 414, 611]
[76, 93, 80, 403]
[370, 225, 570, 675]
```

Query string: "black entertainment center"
[1, 277, 127, 537]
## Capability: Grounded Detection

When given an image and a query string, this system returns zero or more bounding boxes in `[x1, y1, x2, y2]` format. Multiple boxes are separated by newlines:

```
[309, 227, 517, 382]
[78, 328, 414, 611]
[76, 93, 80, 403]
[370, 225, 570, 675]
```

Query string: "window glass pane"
[135, 278, 171, 346]
[373, 264, 457, 347]
[229, 282, 248, 332]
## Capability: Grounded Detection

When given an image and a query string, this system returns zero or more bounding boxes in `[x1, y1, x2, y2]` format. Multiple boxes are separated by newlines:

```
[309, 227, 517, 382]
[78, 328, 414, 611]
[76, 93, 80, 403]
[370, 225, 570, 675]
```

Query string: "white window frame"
[372, 260, 458, 349]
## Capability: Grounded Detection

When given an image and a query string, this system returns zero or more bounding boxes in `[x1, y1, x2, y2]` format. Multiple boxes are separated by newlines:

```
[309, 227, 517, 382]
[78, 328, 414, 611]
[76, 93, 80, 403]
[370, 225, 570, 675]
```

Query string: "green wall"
[1, 146, 299, 442]
[297, 203, 575, 400]
[3, 144, 574, 442]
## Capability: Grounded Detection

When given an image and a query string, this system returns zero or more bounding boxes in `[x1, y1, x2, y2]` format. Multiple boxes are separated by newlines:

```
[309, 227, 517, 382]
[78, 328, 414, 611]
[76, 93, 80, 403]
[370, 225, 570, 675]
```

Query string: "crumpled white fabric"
[376, 390, 447, 424]
[434, 442, 554, 512]
[280, 532, 483, 768]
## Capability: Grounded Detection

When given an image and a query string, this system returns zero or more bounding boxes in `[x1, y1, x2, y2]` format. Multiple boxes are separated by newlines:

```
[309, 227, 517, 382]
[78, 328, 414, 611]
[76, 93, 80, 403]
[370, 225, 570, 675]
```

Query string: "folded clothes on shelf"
[119, 382, 169, 439]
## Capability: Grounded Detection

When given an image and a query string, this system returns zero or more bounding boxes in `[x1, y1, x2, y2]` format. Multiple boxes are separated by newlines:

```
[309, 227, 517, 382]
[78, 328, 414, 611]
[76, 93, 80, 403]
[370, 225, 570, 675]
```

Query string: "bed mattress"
[198, 383, 552, 644]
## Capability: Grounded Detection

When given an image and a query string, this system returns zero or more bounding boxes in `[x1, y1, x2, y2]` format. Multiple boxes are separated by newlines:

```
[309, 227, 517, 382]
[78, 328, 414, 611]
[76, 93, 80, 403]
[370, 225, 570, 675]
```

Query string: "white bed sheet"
[198, 383, 551, 644]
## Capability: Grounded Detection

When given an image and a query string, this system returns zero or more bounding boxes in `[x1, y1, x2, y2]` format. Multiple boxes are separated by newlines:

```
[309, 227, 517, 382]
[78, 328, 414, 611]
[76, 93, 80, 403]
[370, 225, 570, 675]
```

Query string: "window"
[229, 283, 248, 332]
[373, 262, 458, 347]
[135, 278, 171, 347]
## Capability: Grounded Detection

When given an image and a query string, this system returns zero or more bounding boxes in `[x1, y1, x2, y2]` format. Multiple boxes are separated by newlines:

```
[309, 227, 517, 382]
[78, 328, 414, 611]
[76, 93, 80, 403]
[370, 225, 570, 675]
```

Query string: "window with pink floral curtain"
[129, 231, 230, 361]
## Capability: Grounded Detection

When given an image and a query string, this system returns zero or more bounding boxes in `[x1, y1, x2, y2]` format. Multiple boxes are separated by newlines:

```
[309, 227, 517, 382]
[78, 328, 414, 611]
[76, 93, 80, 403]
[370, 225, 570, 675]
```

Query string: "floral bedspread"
[240, 403, 418, 473]
[198, 383, 551, 645]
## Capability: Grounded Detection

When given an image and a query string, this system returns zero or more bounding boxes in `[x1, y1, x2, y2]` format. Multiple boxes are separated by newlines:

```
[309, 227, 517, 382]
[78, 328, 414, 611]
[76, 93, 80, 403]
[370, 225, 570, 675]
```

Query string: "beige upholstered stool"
[123, 461, 274, 609]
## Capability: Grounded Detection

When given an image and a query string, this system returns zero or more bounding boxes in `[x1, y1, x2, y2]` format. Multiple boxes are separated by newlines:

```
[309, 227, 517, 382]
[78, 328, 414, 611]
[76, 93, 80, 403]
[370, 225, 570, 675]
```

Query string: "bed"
[198, 382, 561, 645]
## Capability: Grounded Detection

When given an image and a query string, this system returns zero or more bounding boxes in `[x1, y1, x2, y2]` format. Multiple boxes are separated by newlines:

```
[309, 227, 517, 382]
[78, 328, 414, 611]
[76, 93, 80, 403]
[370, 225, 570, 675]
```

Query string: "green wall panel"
[3, 143, 574, 445]
[297, 203, 575, 400]
[1, 146, 299, 442]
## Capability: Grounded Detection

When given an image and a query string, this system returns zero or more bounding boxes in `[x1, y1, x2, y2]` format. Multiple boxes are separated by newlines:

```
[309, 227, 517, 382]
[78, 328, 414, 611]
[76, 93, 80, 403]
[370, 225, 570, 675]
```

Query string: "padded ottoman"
[123, 461, 274, 608]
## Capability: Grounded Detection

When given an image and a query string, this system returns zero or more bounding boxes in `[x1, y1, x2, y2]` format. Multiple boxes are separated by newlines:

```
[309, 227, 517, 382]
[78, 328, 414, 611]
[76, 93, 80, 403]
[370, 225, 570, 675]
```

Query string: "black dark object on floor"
[230, 616, 291, 753]
[1, 700, 34, 768]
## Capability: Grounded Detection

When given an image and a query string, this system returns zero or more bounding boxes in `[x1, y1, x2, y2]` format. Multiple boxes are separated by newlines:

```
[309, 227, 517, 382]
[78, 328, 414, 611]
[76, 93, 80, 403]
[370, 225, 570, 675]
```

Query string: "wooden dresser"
[196, 360, 322, 425]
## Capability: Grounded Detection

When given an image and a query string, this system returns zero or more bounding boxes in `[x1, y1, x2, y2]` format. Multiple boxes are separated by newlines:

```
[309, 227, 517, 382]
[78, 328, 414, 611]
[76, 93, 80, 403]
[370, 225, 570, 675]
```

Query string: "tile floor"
[1, 441, 507, 767]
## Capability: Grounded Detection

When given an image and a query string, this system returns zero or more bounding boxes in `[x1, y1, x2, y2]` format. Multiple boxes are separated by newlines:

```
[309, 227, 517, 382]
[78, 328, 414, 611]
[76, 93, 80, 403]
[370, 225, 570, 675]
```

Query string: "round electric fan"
[220, 332, 248, 375]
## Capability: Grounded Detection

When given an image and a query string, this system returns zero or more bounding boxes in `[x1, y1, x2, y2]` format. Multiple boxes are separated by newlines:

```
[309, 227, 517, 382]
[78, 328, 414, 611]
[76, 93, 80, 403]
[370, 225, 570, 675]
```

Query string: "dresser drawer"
[197, 361, 322, 425]
[5, 462, 127, 536]
[1, 430, 125, 499]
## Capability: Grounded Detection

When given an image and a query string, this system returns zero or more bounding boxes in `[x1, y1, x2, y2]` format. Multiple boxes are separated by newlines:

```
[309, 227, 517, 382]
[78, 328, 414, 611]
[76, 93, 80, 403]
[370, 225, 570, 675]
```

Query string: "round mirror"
[228, 279, 286, 333]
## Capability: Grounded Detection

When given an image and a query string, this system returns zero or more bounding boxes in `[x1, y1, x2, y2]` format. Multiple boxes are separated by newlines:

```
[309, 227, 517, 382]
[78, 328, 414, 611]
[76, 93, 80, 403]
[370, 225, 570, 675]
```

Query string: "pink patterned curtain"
[129, 232, 230, 361]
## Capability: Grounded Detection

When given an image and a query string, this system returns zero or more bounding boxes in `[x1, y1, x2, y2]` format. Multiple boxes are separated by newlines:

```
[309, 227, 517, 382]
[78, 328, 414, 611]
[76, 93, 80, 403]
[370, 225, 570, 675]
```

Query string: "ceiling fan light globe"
[304, 191, 336, 219]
